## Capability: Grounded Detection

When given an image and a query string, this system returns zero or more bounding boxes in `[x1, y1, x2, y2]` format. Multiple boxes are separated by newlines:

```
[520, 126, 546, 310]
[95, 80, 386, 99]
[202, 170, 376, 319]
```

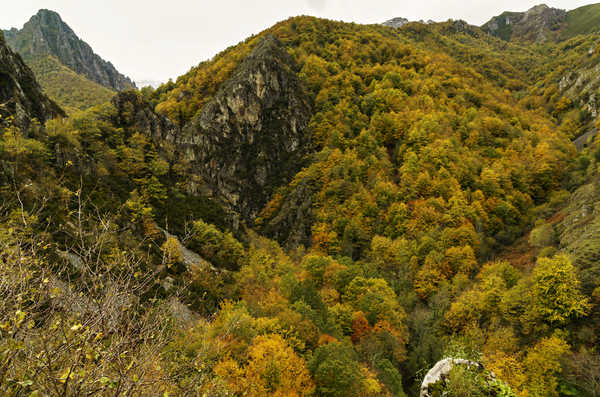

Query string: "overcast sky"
[0, 1, 593, 83]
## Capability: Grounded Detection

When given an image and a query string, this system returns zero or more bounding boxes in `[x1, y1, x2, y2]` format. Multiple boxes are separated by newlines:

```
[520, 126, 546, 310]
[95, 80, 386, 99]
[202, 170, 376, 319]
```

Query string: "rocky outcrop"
[159, 228, 217, 273]
[420, 358, 484, 397]
[110, 37, 313, 233]
[261, 176, 319, 249]
[383, 18, 410, 29]
[178, 35, 313, 229]
[482, 4, 567, 42]
[4, 9, 135, 91]
[0, 30, 63, 129]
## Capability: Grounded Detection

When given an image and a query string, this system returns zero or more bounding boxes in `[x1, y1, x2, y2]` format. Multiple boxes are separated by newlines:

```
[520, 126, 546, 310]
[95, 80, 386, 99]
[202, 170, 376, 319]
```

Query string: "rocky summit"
[482, 4, 567, 42]
[4, 9, 135, 91]
[179, 35, 312, 229]
[382, 17, 410, 28]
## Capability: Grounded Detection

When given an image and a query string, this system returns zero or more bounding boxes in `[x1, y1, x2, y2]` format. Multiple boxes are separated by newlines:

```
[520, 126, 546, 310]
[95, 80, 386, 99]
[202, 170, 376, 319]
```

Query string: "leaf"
[58, 368, 73, 383]
[17, 380, 33, 387]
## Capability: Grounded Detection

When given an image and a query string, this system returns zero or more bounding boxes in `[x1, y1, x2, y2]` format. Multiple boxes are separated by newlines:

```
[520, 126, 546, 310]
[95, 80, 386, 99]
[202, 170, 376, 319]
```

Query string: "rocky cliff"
[4, 9, 135, 91]
[482, 4, 566, 42]
[177, 35, 313, 229]
[110, 36, 312, 231]
[0, 30, 63, 129]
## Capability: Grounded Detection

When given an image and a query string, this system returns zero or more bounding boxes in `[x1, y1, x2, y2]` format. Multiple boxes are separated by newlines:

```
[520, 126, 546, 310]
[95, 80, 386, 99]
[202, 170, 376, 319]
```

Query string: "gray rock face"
[262, 175, 318, 249]
[558, 62, 600, 137]
[4, 9, 135, 91]
[111, 37, 313, 233]
[178, 35, 313, 229]
[482, 4, 567, 42]
[0, 30, 63, 129]
[159, 228, 217, 272]
[383, 17, 410, 29]
[420, 358, 483, 397]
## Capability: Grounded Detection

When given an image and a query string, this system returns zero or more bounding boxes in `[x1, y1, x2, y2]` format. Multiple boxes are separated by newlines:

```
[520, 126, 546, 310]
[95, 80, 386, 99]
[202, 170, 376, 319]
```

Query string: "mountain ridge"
[3, 9, 135, 92]
[481, 2, 600, 42]
[2, 6, 600, 397]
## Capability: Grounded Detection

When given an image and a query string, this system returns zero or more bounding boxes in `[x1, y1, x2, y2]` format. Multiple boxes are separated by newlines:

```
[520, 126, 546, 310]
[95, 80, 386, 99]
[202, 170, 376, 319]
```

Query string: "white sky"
[0, 1, 594, 83]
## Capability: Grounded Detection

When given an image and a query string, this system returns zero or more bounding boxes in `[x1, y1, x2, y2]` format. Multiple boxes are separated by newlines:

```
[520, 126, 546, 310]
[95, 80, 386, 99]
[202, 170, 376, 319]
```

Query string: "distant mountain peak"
[529, 4, 550, 12]
[4, 9, 135, 91]
[383, 17, 410, 28]
[33, 8, 64, 21]
[481, 3, 566, 42]
[382, 17, 438, 29]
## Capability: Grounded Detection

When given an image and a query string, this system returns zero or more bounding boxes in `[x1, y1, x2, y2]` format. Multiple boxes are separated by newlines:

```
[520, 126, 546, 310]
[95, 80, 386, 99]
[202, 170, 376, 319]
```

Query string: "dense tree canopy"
[2, 12, 600, 397]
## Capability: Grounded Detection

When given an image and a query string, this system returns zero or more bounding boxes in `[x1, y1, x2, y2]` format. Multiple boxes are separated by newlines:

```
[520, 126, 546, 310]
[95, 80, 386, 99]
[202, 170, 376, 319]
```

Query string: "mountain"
[482, 4, 566, 42]
[179, 35, 313, 228]
[561, 3, 600, 39]
[19, 53, 115, 114]
[0, 30, 63, 128]
[382, 17, 410, 28]
[3, 9, 134, 111]
[4, 9, 135, 91]
[3, 6, 600, 397]
[482, 3, 600, 42]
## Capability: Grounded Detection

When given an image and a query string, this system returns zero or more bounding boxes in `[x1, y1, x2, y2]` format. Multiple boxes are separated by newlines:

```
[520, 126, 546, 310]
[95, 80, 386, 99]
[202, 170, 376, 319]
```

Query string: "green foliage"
[529, 223, 557, 248]
[531, 254, 590, 325]
[309, 342, 363, 397]
[189, 219, 246, 271]
[561, 4, 600, 39]
[26, 55, 115, 113]
[429, 364, 516, 397]
[375, 359, 407, 397]
[2, 11, 600, 397]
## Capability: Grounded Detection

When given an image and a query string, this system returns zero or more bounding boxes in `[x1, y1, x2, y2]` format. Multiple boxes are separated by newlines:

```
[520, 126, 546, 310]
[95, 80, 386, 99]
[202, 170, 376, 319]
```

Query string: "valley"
[1, 3, 600, 396]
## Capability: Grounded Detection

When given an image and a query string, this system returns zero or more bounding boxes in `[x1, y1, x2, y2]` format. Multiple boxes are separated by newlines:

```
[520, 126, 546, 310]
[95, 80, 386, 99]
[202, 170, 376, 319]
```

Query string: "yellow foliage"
[523, 335, 569, 397]
[215, 334, 314, 397]
[161, 237, 182, 267]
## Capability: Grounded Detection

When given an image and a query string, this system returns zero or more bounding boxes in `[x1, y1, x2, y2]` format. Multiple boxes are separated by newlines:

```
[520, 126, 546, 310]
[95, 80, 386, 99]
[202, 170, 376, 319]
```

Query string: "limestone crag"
[420, 358, 485, 397]
[482, 4, 567, 42]
[179, 35, 313, 229]
[261, 176, 319, 249]
[0, 30, 63, 129]
[383, 17, 410, 29]
[4, 9, 135, 91]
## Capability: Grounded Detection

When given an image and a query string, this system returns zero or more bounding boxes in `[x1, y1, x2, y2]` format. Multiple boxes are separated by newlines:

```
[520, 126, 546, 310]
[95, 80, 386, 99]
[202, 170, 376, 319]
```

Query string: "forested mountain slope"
[3, 9, 132, 111]
[1, 7, 599, 397]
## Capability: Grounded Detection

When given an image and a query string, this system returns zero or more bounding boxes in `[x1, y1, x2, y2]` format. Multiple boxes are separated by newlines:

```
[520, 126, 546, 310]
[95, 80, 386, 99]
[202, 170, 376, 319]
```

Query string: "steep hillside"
[4, 9, 134, 93]
[1, 11, 599, 397]
[24, 54, 115, 113]
[0, 30, 63, 128]
[482, 4, 566, 42]
[561, 2, 600, 39]
[179, 35, 313, 228]
[483, 2, 600, 42]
